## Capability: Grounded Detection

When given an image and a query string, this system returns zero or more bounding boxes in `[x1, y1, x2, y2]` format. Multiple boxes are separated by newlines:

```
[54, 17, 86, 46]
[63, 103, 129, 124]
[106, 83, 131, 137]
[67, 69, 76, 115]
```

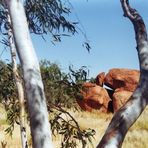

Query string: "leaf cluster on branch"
[40, 60, 90, 109]
[0, 0, 77, 42]
[49, 105, 96, 148]
[24, 0, 77, 40]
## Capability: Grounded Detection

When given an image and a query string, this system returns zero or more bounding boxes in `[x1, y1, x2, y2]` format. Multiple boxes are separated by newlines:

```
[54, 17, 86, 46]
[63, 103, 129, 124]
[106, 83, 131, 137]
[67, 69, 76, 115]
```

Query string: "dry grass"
[0, 105, 148, 148]
[123, 107, 148, 148]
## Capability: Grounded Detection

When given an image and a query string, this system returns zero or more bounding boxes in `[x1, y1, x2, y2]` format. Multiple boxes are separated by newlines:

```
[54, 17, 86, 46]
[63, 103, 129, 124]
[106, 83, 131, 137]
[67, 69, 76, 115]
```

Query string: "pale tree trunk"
[7, 12, 29, 148]
[4, 0, 53, 148]
[97, 0, 148, 147]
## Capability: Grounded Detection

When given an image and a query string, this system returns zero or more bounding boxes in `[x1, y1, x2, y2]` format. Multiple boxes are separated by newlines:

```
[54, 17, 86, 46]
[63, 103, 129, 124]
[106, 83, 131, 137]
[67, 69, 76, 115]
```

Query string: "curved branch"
[97, 0, 148, 147]
[121, 0, 147, 48]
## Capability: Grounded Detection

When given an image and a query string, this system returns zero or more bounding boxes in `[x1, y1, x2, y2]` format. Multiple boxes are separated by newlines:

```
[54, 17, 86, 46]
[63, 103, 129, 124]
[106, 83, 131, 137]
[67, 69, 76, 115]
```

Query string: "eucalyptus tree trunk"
[7, 13, 28, 148]
[97, 0, 148, 147]
[4, 0, 53, 147]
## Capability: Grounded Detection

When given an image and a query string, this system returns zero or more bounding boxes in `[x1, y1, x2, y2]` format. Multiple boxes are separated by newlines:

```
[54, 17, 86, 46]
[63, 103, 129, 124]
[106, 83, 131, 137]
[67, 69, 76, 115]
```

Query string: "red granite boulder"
[96, 72, 105, 86]
[113, 90, 133, 112]
[104, 68, 140, 91]
[76, 82, 111, 113]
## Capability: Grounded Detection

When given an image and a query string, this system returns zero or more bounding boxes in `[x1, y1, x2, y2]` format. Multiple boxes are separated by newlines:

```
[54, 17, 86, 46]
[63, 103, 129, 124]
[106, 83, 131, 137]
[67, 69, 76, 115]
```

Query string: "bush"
[40, 60, 90, 109]
[0, 60, 96, 147]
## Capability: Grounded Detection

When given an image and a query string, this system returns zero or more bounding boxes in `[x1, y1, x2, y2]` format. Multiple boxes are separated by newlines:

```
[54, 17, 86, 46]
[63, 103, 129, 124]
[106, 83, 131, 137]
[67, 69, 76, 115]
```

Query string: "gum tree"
[97, 0, 148, 147]
[1, 0, 91, 147]
[4, 0, 53, 147]
[7, 13, 28, 148]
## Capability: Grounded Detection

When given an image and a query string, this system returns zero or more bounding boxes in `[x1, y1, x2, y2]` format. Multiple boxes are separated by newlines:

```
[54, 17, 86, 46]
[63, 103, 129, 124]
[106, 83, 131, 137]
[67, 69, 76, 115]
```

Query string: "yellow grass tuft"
[0, 105, 148, 147]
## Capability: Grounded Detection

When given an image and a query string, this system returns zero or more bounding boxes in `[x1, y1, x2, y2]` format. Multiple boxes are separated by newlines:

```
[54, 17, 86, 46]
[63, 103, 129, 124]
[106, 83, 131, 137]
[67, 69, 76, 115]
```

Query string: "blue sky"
[1, 1, 148, 78]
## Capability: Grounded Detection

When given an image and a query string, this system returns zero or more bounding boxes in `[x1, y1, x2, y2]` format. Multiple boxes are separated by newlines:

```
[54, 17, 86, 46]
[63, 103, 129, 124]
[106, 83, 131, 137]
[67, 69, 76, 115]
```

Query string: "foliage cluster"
[0, 61, 19, 135]
[40, 60, 89, 108]
[24, 0, 77, 41]
[0, 0, 77, 43]
[49, 106, 95, 148]
[0, 60, 90, 110]
[0, 61, 15, 103]
[0, 60, 95, 147]
[0, 0, 90, 52]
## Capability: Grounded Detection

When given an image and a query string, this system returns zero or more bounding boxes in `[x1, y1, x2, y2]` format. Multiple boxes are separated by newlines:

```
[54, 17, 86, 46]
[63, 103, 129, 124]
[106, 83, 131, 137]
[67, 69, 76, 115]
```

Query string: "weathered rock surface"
[96, 72, 105, 86]
[76, 82, 111, 113]
[113, 90, 133, 112]
[77, 68, 140, 113]
[105, 68, 140, 92]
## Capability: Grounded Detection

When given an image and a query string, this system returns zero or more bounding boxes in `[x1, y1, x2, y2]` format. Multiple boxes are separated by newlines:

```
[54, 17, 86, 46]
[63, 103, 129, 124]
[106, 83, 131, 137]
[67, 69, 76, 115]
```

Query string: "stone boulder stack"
[104, 69, 140, 112]
[76, 68, 140, 113]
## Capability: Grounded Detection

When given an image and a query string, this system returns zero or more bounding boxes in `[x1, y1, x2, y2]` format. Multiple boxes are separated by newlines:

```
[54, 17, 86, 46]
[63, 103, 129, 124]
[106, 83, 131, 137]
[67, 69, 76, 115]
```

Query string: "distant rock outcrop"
[104, 68, 140, 112]
[76, 68, 140, 113]
[76, 82, 111, 113]
[96, 72, 105, 86]
[112, 90, 133, 112]
[104, 68, 140, 92]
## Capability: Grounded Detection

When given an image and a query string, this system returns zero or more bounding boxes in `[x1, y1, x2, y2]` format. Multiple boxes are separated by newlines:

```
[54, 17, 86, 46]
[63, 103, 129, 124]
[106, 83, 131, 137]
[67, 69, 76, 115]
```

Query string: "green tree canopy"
[0, 0, 76, 42]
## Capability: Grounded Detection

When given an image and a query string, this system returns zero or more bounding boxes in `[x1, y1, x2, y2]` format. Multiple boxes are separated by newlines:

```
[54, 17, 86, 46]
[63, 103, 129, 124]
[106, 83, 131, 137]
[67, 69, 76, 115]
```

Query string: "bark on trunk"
[97, 0, 148, 147]
[7, 12, 29, 148]
[4, 0, 53, 147]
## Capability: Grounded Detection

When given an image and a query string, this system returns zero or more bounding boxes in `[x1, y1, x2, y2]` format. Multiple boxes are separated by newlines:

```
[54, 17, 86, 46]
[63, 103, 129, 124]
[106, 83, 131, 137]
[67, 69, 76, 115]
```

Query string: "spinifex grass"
[0, 106, 148, 148]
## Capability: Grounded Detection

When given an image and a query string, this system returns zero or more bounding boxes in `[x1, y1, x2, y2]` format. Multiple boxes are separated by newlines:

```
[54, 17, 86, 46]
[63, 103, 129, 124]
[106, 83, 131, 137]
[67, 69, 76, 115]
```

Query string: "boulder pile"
[76, 68, 140, 113]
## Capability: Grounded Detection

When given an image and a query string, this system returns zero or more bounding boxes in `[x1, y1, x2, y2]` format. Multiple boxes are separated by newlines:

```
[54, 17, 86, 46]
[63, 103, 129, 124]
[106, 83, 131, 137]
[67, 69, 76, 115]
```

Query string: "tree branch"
[97, 0, 148, 147]
[121, 0, 147, 47]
